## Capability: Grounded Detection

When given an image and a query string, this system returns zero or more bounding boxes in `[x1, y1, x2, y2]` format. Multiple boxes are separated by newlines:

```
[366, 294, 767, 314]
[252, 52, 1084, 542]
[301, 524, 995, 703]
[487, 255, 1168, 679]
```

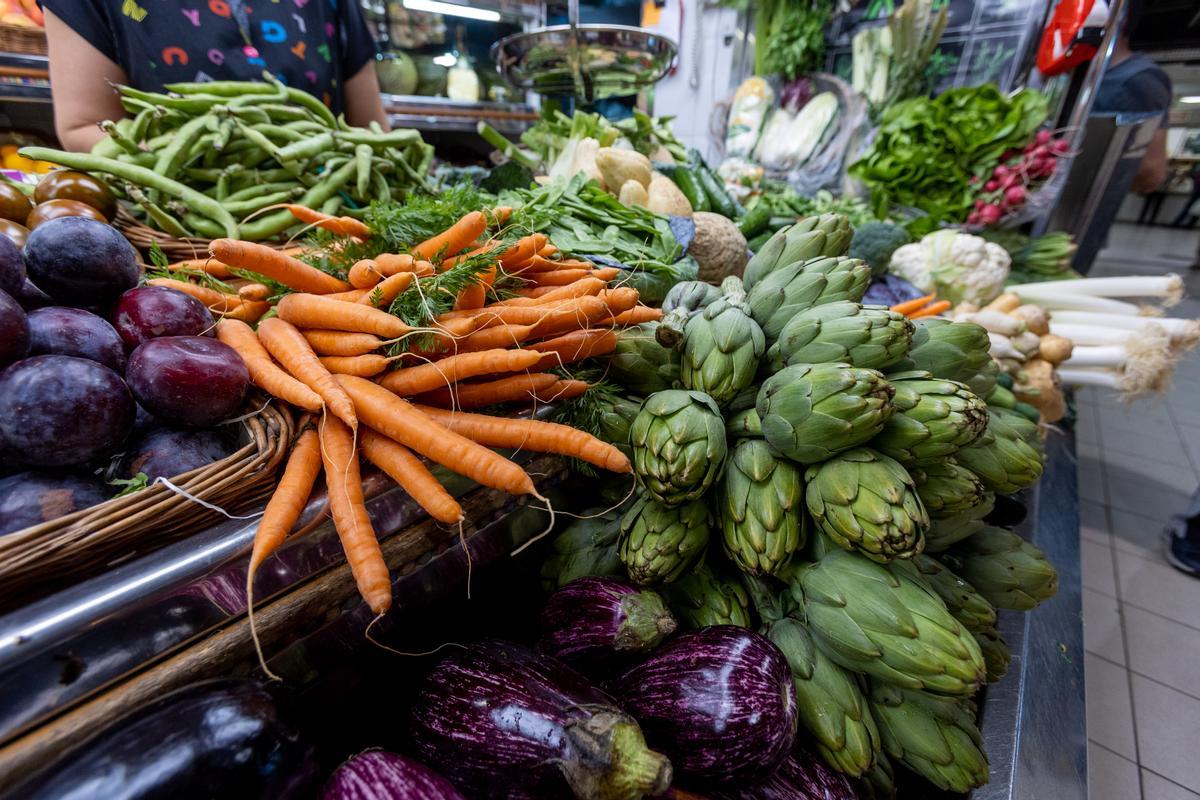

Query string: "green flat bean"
[234, 121, 284, 162]
[99, 120, 143, 156]
[127, 186, 193, 238]
[239, 157, 356, 240]
[220, 105, 271, 126]
[259, 104, 315, 123]
[223, 188, 300, 215]
[249, 123, 306, 143]
[181, 213, 226, 239]
[153, 113, 211, 179]
[276, 133, 334, 164]
[354, 143, 372, 198]
[119, 86, 221, 114]
[283, 86, 338, 130]
[336, 129, 421, 148]
[320, 196, 342, 215]
[164, 81, 278, 97]
[224, 181, 297, 202]
[213, 117, 237, 151]
[371, 169, 390, 202]
[129, 107, 155, 143]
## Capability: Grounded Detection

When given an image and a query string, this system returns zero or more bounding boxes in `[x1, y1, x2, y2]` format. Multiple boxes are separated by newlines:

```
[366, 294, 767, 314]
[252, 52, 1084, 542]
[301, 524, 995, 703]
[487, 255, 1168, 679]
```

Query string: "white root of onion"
[1011, 274, 1183, 306]
[1011, 292, 1145, 315]
[1049, 311, 1200, 351]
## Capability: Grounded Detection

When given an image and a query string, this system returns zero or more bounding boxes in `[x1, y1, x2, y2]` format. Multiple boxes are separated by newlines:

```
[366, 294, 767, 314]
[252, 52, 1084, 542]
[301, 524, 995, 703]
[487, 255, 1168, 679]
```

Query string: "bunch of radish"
[966, 130, 1071, 226]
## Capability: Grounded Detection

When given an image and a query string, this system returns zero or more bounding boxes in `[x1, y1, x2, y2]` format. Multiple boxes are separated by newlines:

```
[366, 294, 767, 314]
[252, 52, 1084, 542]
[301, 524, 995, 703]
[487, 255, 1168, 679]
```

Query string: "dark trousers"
[1139, 191, 1166, 224]
[1172, 187, 1200, 226]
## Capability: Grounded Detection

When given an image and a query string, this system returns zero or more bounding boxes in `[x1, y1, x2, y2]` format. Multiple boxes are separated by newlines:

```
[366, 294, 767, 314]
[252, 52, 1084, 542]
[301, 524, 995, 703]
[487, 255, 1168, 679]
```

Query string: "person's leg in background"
[1171, 187, 1200, 226]
[1166, 486, 1200, 575]
[1139, 190, 1166, 224]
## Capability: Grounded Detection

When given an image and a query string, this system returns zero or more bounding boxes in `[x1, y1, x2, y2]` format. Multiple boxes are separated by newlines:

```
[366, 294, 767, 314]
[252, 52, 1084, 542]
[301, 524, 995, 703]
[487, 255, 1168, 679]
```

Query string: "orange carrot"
[318, 354, 392, 377]
[417, 373, 559, 410]
[375, 253, 436, 277]
[530, 379, 590, 402]
[525, 268, 591, 286]
[220, 299, 271, 323]
[302, 329, 384, 356]
[286, 204, 371, 239]
[348, 259, 384, 289]
[890, 294, 936, 315]
[454, 323, 535, 354]
[360, 428, 462, 524]
[168, 258, 233, 279]
[497, 234, 546, 271]
[608, 305, 663, 325]
[210, 239, 352, 294]
[412, 211, 488, 261]
[380, 348, 542, 396]
[276, 293, 410, 339]
[414, 405, 631, 474]
[321, 288, 370, 303]
[529, 329, 618, 369]
[318, 415, 390, 614]
[247, 424, 323, 581]
[526, 291, 636, 339]
[237, 282, 272, 301]
[335, 375, 535, 495]
[489, 278, 607, 308]
[490, 206, 513, 225]
[257, 317, 357, 429]
[908, 300, 952, 319]
[454, 282, 487, 312]
[146, 277, 240, 312]
[538, 244, 557, 258]
[217, 319, 323, 411]
[359, 271, 414, 308]
[516, 255, 573, 273]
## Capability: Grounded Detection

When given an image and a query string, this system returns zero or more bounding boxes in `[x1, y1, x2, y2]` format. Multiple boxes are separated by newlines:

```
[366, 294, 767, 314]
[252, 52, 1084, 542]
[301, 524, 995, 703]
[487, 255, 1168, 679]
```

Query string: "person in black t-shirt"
[43, 0, 389, 151]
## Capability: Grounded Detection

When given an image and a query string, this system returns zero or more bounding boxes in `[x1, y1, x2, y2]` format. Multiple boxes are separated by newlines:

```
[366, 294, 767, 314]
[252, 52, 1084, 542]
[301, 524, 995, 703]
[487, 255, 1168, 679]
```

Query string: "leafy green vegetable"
[110, 472, 149, 498]
[751, 185, 878, 228]
[723, 0, 833, 79]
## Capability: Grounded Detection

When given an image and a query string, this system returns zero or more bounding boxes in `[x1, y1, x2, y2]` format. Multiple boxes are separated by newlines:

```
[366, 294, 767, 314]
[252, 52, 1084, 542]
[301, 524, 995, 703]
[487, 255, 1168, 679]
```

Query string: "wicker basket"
[0, 399, 294, 609]
[114, 205, 293, 261]
[0, 24, 47, 56]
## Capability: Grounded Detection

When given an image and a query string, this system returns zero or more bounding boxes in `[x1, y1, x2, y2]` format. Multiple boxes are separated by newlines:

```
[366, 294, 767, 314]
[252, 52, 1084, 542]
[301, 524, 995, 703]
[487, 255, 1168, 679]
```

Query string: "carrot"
[276, 293, 410, 339]
[321, 288, 370, 303]
[319, 415, 390, 614]
[598, 287, 641, 315]
[217, 319, 323, 411]
[889, 294, 936, 315]
[525, 268, 591, 286]
[375, 253, 436, 277]
[417, 373, 559, 410]
[380, 348, 542, 396]
[335, 375, 535, 495]
[359, 271, 414, 308]
[220, 299, 272, 323]
[247, 424, 322, 580]
[497, 234, 546, 271]
[286, 204, 371, 239]
[412, 211, 487, 261]
[348, 259, 384, 289]
[516, 255, 575, 273]
[318, 354, 392, 377]
[454, 323, 535, 354]
[414, 405, 631, 474]
[529, 329, 618, 369]
[257, 317, 357, 429]
[531, 379, 590, 402]
[146, 277, 240, 312]
[454, 282, 486, 312]
[909, 300, 952, 319]
[490, 206, 513, 225]
[526, 292, 636, 339]
[489, 278, 607, 308]
[360, 428, 462, 524]
[538, 244, 558, 258]
[302, 329, 384, 356]
[168, 258, 233, 279]
[210, 239, 352, 294]
[609, 305, 663, 325]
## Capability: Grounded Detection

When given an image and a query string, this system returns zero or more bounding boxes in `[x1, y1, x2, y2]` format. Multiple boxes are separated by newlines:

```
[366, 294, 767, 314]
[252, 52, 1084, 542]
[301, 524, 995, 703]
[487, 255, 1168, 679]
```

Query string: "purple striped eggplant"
[612, 626, 798, 784]
[540, 576, 677, 672]
[322, 750, 464, 800]
[409, 640, 672, 800]
[711, 750, 859, 799]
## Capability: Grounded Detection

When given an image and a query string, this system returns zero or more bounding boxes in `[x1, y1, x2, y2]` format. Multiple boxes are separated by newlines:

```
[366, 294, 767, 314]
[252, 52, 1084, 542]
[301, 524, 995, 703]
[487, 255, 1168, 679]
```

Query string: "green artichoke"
[719, 438, 806, 575]
[868, 681, 989, 794]
[726, 407, 763, 438]
[991, 405, 1044, 455]
[766, 302, 913, 373]
[941, 525, 1059, 610]
[974, 626, 1011, 683]
[856, 751, 897, 800]
[872, 371, 989, 465]
[662, 561, 752, 628]
[955, 409, 1044, 494]
[608, 324, 680, 395]
[618, 493, 710, 585]
[757, 363, 895, 465]
[792, 548, 985, 696]
[805, 448, 927, 563]
[896, 555, 996, 633]
[966, 358, 999, 399]
[743, 213, 853, 289]
[747, 256, 873, 343]
[680, 276, 766, 407]
[901, 319, 993, 385]
[630, 390, 727, 505]
[768, 616, 881, 777]
[923, 494, 994, 553]
[595, 394, 643, 460]
[541, 508, 624, 590]
[912, 459, 990, 519]
[658, 281, 722, 347]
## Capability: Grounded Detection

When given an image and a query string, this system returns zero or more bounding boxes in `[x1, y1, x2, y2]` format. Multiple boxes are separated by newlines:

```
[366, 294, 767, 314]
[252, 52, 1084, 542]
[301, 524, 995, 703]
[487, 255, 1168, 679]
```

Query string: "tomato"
[26, 199, 107, 229]
[0, 218, 30, 247]
[34, 170, 118, 221]
[0, 182, 33, 225]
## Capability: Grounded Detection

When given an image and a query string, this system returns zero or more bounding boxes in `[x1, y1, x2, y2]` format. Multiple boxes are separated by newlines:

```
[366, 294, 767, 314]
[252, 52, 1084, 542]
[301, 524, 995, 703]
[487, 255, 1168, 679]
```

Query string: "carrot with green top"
[147, 277, 240, 312]
[608, 305, 663, 326]
[210, 239, 352, 294]
[530, 379, 590, 403]
[276, 293, 410, 338]
[360, 428, 462, 524]
[318, 354, 392, 377]
[380, 348, 542, 396]
[529, 329, 618, 369]
[247, 423, 322, 583]
[909, 300, 952, 319]
[412, 211, 487, 261]
[453, 323, 535, 354]
[257, 317, 358, 429]
[286, 205, 372, 239]
[360, 271, 414, 308]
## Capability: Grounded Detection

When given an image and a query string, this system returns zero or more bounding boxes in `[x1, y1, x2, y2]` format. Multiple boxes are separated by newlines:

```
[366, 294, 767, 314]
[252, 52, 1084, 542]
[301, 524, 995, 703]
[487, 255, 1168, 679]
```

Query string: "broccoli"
[848, 221, 911, 277]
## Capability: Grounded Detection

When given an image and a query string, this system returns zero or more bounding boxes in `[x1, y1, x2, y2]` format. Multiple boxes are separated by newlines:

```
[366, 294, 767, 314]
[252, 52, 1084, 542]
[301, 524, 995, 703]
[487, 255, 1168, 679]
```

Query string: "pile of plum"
[0, 216, 250, 535]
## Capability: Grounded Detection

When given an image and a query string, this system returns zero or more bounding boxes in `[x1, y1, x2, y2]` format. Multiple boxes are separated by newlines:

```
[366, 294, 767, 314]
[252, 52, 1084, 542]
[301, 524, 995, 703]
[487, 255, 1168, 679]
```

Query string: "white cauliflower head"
[888, 229, 1010, 306]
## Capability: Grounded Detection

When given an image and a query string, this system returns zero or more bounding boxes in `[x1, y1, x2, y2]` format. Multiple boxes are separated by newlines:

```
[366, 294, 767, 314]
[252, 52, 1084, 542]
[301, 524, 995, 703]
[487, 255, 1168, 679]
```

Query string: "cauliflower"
[888, 229, 1011, 306]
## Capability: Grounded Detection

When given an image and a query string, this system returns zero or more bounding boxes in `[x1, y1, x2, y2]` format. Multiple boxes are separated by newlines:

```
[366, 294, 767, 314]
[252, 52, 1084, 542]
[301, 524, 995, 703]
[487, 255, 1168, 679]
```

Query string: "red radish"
[1051, 138, 1070, 154]
[974, 199, 986, 211]
[1005, 186, 1027, 205]
[967, 211, 981, 225]
[993, 165, 1009, 179]
[1001, 174, 1021, 190]
[979, 205, 1002, 225]
[1035, 129, 1052, 145]
[984, 180, 1000, 192]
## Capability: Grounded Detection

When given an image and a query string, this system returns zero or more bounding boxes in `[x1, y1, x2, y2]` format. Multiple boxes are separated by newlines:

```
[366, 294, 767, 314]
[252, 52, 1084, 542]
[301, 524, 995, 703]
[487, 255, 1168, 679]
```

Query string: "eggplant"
[540, 576, 677, 672]
[612, 626, 798, 784]
[14, 679, 317, 800]
[409, 640, 672, 800]
[323, 750, 465, 800]
[711, 750, 859, 800]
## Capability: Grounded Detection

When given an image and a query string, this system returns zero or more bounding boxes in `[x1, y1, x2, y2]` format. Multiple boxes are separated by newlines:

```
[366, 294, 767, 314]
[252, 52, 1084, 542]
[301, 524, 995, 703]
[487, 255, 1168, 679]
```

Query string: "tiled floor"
[1078, 222, 1200, 800]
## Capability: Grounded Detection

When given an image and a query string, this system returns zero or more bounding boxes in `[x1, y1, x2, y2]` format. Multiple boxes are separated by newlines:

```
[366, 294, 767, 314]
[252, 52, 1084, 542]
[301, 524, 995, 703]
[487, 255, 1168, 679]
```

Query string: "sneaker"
[1164, 529, 1200, 577]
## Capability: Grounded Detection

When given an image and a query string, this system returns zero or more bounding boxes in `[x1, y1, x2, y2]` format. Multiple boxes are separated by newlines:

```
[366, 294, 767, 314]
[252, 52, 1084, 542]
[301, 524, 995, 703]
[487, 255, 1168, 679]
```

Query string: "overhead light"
[432, 53, 458, 67]
[1180, 96, 1200, 104]
[402, 0, 500, 22]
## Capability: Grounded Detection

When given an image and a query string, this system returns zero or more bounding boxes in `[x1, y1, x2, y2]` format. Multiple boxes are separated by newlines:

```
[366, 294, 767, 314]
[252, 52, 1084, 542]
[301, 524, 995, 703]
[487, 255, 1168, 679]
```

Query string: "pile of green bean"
[20, 77, 433, 241]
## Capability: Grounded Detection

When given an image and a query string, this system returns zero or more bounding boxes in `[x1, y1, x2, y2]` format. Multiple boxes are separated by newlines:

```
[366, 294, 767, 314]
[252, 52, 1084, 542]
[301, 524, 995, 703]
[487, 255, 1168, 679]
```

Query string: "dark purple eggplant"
[711, 750, 859, 799]
[409, 640, 672, 800]
[323, 750, 466, 800]
[612, 626, 798, 784]
[12, 678, 318, 800]
[540, 576, 677, 671]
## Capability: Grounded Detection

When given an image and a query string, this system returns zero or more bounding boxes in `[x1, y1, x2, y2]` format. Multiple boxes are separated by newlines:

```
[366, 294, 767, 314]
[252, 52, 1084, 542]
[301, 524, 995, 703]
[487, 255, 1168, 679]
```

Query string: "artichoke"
[726, 407, 763, 438]
[991, 405, 1044, 455]
[719, 438, 806, 575]
[901, 319, 993, 385]
[940, 525, 1059, 610]
[743, 213, 853, 289]
[757, 363, 895, 465]
[805, 448, 927, 563]
[791, 548, 986, 696]
[658, 281, 722, 347]
[856, 751, 897, 800]
[896, 555, 996, 633]
[541, 508, 624, 590]
[868, 681, 989, 794]
[912, 459, 990, 519]
[662, 561, 752, 628]
[966, 358, 1000, 399]
[955, 409, 1044, 494]
[872, 371, 989, 465]
[608, 324, 680, 395]
[595, 394, 643, 460]
[618, 493, 710, 585]
[923, 494, 994, 553]
[766, 302, 913, 373]
[974, 626, 1011, 683]
[747, 256, 873, 343]
[680, 276, 766, 407]
[768, 616, 881, 777]
[630, 390, 727, 506]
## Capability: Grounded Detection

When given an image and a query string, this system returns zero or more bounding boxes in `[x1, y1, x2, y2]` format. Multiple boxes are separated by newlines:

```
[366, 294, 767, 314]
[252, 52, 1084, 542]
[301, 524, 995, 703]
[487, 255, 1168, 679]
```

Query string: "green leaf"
[148, 240, 169, 270]
[110, 472, 149, 498]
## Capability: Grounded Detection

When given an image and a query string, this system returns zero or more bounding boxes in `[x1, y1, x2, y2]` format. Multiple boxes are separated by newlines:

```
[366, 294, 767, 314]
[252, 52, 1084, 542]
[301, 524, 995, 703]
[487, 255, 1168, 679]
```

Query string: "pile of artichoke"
[545, 218, 1058, 797]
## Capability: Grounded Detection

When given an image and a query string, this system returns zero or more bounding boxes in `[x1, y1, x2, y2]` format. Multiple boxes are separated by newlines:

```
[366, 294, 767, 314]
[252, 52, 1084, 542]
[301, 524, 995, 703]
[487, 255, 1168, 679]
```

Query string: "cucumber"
[673, 167, 708, 213]
[697, 166, 738, 218]
[738, 201, 772, 238]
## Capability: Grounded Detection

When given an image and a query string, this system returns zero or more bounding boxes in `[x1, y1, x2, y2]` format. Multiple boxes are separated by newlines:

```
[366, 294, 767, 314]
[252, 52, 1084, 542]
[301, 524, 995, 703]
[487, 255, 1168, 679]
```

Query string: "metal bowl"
[491, 23, 677, 101]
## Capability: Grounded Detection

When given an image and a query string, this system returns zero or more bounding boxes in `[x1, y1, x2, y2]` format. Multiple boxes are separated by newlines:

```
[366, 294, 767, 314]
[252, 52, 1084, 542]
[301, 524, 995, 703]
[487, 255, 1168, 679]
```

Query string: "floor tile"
[1123, 605, 1200, 699]
[1085, 652, 1138, 760]
[1097, 401, 1176, 436]
[1141, 770, 1200, 800]
[1116, 550, 1200, 626]
[1103, 455, 1194, 525]
[1076, 405, 1103, 446]
[1132, 674, 1200, 790]
[1083, 587, 1126, 665]
[1178, 424, 1200, 465]
[1103, 424, 1195, 470]
[1083, 538, 1118, 597]
[1078, 444, 1108, 504]
[1081, 500, 1111, 546]
[1088, 743, 1142, 800]
[1109, 506, 1167, 560]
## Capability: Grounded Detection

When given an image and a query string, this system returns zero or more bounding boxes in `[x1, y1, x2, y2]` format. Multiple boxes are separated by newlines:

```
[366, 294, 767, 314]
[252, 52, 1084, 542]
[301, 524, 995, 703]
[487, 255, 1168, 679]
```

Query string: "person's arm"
[44, 9, 127, 151]
[1131, 127, 1169, 194]
[343, 61, 390, 131]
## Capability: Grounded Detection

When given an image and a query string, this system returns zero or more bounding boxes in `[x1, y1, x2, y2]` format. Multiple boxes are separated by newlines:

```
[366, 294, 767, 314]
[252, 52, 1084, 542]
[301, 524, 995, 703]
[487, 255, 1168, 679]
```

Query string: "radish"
[1005, 186, 1026, 205]
[967, 210, 981, 225]
[1050, 138, 1070, 155]
[984, 180, 1000, 192]
[1035, 129, 1052, 145]
[978, 204, 1002, 225]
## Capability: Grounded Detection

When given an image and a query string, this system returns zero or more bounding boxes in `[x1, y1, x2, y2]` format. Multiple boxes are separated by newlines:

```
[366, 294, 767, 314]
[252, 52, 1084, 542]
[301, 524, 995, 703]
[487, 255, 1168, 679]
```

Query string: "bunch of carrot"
[890, 293, 952, 319]
[174, 205, 659, 616]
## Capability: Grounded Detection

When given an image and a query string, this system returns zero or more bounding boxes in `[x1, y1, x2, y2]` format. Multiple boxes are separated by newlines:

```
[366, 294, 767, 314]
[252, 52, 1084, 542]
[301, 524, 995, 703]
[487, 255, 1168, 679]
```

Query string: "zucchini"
[738, 201, 772, 238]
[697, 166, 738, 219]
